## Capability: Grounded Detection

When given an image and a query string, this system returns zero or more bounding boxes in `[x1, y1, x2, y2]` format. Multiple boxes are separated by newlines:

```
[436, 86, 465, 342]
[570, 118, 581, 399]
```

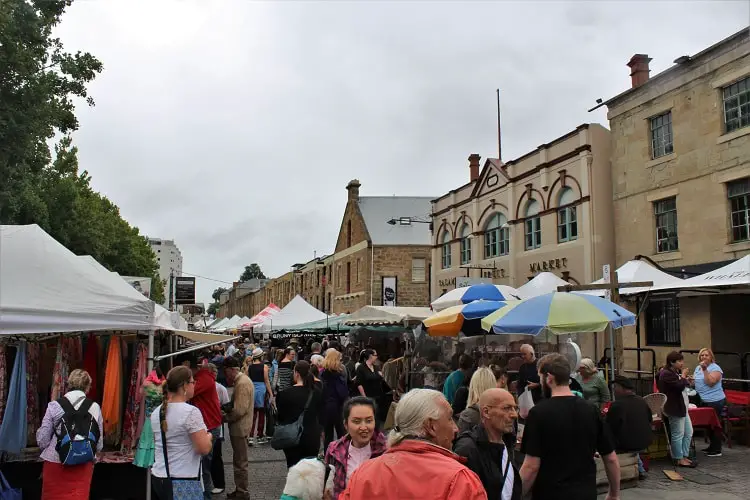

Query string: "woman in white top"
[151, 366, 214, 500]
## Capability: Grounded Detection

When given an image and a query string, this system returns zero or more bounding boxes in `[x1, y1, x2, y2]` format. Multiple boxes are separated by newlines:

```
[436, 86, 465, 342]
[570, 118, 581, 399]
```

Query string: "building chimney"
[627, 54, 652, 88]
[346, 179, 361, 203]
[468, 154, 481, 182]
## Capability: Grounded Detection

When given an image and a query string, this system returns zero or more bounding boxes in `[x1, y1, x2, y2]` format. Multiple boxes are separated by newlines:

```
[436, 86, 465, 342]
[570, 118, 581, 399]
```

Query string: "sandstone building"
[430, 124, 615, 299]
[602, 28, 750, 372]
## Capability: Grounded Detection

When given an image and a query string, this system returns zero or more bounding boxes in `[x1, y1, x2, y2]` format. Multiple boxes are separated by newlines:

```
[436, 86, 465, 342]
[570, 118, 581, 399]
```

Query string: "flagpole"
[496, 88, 502, 162]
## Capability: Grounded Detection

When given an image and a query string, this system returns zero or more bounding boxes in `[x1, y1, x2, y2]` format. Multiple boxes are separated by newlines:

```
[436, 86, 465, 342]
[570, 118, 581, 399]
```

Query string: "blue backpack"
[54, 396, 99, 466]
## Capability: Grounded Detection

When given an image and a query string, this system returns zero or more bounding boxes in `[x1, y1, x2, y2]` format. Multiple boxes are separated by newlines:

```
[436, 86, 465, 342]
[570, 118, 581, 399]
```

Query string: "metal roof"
[358, 196, 433, 246]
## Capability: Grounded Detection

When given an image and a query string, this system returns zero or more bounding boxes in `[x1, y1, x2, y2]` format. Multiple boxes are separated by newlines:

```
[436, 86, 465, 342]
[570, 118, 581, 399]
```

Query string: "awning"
[285, 315, 352, 332]
[155, 330, 236, 361]
[344, 306, 432, 326]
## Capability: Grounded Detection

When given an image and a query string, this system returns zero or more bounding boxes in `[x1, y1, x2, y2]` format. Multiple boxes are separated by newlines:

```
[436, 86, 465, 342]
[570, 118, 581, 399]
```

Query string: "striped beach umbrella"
[424, 300, 512, 337]
[431, 284, 521, 312]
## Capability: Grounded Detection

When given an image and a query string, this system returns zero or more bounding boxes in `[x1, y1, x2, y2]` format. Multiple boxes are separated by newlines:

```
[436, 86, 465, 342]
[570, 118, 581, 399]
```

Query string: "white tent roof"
[255, 295, 329, 332]
[214, 315, 241, 332]
[517, 273, 571, 298]
[209, 317, 230, 331]
[345, 306, 432, 326]
[580, 259, 685, 296]
[653, 255, 750, 291]
[1, 225, 156, 335]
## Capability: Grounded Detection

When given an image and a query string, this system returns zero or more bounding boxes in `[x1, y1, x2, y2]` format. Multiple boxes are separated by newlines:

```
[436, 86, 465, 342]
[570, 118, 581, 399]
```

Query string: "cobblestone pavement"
[211, 438, 750, 500]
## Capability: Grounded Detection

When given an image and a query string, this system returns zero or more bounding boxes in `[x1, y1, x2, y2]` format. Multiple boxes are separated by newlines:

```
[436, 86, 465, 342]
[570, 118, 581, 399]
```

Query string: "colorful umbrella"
[480, 292, 636, 336]
[424, 300, 511, 337]
[431, 284, 521, 312]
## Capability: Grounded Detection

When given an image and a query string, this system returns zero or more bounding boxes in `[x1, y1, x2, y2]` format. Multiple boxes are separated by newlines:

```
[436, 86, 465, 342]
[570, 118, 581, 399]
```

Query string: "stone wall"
[371, 246, 432, 308]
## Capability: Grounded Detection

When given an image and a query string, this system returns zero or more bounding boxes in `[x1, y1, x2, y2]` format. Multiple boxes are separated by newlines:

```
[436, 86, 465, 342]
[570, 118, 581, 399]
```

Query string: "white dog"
[280, 458, 335, 500]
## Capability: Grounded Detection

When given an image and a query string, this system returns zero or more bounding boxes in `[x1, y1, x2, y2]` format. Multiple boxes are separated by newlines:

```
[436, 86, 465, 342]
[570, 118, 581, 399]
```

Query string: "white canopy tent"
[209, 317, 230, 332]
[651, 255, 750, 292]
[214, 315, 241, 332]
[255, 295, 329, 332]
[0, 225, 157, 335]
[579, 259, 685, 296]
[345, 306, 432, 326]
[517, 272, 571, 298]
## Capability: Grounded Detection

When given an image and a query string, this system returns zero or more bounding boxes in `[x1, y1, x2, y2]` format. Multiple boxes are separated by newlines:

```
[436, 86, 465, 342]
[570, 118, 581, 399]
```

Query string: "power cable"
[180, 271, 233, 285]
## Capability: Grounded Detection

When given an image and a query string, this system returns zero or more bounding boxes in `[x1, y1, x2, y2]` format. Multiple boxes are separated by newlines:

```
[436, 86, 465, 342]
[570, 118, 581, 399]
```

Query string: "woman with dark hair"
[355, 349, 382, 399]
[275, 360, 323, 468]
[273, 347, 297, 394]
[151, 366, 214, 499]
[324, 396, 387, 500]
[658, 351, 696, 468]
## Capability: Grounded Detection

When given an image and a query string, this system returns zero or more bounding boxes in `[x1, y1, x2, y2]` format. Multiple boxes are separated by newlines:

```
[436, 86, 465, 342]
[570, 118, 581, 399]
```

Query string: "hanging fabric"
[26, 343, 40, 447]
[101, 336, 123, 445]
[133, 369, 164, 468]
[83, 334, 99, 401]
[0, 342, 28, 454]
[0, 345, 7, 424]
[51, 336, 70, 401]
[121, 343, 147, 451]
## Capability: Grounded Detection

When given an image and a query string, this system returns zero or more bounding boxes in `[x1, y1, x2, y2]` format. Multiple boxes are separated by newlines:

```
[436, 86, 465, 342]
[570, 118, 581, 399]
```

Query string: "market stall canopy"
[431, 284, 521, 311]
[652, 255, 750, 292]
[255, 295, 328, 332]
[345, 306, 432, 326]
[579, 259, 685, 296]
[517, 273, 571, 298]
[241, 304, 281, 330]
[209, 317, 230, 331]
[285, 314, 351, 332]
[155, 330, 236, 361]
[214, 315, 242, 332]
[0, 225, 157, 335]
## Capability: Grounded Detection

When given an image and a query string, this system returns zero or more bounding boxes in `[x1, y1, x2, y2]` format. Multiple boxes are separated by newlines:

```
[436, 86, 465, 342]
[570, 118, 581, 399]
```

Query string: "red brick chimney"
[468, 154, 481, 182]
[346, 179, 361, 202]
[627, 54, 652, 88]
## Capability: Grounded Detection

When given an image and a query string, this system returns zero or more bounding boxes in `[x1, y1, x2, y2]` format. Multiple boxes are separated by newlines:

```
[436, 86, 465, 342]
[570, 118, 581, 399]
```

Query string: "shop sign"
[175, 277, 196, 305]
[382, 276, 397, 306]
[529, 257, 568, 273]
[438, 277, 456, 288]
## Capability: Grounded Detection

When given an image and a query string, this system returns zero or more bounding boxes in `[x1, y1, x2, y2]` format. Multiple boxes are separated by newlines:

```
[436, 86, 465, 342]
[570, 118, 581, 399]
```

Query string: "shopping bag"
[0, 470, 22, 500]
[519, 388, 535, 419]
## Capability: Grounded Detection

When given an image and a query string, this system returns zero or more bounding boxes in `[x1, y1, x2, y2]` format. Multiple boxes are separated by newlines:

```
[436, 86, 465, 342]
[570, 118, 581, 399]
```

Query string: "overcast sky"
[56, 1, 749, 306]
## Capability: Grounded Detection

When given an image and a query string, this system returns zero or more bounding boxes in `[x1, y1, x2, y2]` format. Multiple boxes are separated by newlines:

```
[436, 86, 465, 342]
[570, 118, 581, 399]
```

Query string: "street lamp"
[386, 217, 433, 230]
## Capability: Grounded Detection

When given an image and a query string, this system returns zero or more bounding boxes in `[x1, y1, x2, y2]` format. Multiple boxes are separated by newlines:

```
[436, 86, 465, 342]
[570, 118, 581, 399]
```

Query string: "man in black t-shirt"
[520, 353, 620, 500]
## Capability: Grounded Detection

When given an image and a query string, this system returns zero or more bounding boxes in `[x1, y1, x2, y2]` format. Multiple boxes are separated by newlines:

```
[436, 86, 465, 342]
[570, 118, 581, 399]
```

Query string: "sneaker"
[701, 446, 712, 453]
[211, 488, 224, 494]
[638, 473, 647, 481]
[706, 450, 722, 457]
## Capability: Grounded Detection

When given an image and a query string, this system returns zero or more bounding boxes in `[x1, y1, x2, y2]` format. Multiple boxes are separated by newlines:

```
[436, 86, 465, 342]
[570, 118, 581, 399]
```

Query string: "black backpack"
[55, 396, 99, 466]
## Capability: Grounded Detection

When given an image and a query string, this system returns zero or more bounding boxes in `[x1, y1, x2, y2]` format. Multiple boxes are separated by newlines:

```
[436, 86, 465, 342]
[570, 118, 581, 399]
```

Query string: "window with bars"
[728, 178, 750, 242]
[654, 197, 678, 253]
[723, 77, 750, 134]
[441, 231, 452, 269]
[484, 213, 509, 258]
[524, 199, 542, 250]
[650, 111, 674, 158]
[460, 224, 472, 265]
[412, 258, 426, 282]
[557, 187, 578, 242]
[646, 297, 681, 346]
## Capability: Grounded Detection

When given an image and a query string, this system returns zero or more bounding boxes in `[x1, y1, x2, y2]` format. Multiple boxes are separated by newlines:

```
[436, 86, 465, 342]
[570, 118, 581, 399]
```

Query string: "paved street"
[212, 439, 750, 500]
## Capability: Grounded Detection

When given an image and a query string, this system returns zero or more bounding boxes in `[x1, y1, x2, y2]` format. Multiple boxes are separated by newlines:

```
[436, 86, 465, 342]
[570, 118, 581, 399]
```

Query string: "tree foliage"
[207, 302, 219, 316]
[212, 287, 228, 302]
[0, 0, 164, 305]
[240, 263, 266, 281]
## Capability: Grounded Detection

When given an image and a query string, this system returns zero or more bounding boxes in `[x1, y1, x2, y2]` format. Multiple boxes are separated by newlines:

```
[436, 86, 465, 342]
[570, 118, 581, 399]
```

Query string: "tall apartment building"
[601, 28, 750, 370]
[148, 238, 183, 308]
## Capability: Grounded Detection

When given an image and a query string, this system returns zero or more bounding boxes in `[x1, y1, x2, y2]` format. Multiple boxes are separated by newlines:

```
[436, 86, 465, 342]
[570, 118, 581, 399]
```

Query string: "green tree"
[207, 302, 219, 316]
[240, 263, 266, 281]
[212, 287, 229, 302]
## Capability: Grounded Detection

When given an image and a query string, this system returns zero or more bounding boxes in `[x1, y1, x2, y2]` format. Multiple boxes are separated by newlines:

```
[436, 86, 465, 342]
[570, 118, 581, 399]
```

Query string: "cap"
[613, 375, 634, 391]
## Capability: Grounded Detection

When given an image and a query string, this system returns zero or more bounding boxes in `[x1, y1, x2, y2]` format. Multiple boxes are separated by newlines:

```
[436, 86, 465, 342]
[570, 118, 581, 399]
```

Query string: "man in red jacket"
[177, 353, 222, 500]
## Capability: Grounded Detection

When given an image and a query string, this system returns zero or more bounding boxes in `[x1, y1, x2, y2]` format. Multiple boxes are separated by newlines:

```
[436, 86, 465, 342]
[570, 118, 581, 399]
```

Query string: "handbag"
[151, 410, 202, 500]
[0, 471, 21, 500]
[271, 390, 313, 450]
[519, 388, 535, 419]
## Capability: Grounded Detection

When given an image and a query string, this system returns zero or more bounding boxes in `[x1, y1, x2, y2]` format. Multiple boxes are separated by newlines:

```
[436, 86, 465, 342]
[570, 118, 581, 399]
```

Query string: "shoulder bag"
[271, 390, 314, 450]
[150, 409, 203, 500]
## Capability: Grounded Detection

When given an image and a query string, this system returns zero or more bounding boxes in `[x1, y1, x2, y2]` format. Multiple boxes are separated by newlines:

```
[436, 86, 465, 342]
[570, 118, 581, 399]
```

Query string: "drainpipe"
[370, 244, 375, 305]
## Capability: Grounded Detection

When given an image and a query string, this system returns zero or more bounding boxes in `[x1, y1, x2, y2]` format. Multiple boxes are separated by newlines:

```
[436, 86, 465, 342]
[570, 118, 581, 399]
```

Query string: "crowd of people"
[31, 337, 729, 500]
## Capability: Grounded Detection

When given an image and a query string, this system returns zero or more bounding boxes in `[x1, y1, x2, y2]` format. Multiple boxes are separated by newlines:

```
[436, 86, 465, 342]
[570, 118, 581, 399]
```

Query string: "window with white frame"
[650, 111, 673, 158]
[723, 77, 750, 133]
[728, 178, 749, 242]
[654, 197, 678, 253]
[524, 199, 541, 250]
[557, 187, 578, 242]
[441, 231, 452, 269]
[460, 224, 472, 265]
[484, 213, 509, 258]
[412, 258, 426, 282]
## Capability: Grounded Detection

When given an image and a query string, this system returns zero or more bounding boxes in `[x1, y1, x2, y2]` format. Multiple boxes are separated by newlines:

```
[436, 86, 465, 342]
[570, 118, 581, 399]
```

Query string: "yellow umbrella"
[423, 300, 512, 337]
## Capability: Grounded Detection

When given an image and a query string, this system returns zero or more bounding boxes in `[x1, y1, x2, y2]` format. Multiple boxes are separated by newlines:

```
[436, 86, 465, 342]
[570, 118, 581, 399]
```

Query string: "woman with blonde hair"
[456, 367, 498, 432]
[37, 369, 103, 499]
[321, 349, 349, 449]
[694, 347, 725, 457]
[576, 358, 610, 408]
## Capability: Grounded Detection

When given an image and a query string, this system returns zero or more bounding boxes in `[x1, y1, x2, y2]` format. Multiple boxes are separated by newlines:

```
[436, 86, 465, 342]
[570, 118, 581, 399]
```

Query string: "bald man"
[454, 389, 522, 500]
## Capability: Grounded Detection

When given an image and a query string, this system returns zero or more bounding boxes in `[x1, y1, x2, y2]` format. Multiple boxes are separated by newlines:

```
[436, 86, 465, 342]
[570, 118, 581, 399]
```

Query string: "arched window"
[524, 199, 541, 250]
[484, 213, 509, 258]
[460, 224, 472, 265]
[557, 187, 578, 242]
[441, 230, 452, 269]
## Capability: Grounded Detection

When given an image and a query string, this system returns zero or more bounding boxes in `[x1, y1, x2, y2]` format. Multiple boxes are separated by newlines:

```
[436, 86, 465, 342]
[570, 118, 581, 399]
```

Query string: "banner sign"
[175, 276, 196, 305]
[382, 276, 397, 307]
[123, 276, 151, 299]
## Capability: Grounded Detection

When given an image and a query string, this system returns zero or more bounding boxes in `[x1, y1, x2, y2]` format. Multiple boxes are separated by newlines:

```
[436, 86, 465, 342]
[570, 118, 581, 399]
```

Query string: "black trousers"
[701, 399, 726, 452]
[323, 414, 345, 451]
[210, 436, 225, 489]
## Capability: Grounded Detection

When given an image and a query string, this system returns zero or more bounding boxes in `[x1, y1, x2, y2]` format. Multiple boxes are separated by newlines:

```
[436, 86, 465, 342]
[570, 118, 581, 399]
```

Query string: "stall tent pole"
[146, 329, 154, 500]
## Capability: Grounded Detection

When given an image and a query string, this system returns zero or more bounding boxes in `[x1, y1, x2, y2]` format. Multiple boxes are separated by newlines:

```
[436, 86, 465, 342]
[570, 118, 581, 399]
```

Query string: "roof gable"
[471, 158, 510, 198]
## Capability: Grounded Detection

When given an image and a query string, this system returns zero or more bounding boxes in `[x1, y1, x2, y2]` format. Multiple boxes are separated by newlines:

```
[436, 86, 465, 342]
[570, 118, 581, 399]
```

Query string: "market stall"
[254, 295, 330, 333]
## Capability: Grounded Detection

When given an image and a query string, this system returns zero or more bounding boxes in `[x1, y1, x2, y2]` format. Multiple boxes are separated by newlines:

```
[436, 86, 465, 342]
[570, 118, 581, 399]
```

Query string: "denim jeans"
[637, 455, 646, 474]
[700, 398, 725, 452]
[201, 427, 221, 499]
[668, 415, 693, 460]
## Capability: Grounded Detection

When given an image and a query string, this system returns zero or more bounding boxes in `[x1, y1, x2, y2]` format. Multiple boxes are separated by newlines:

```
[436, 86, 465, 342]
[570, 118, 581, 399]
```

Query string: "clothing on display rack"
[133, 377, 164, 468]
[51, 336, 70, 401]
[0, 341, 28, 454]
[0, 345, 7, 423]
[83, 334, 100, 402]
[121, 343, 148, 451]
[382, 357, 405, 391]
[26, 342, 40, 447]
[102, 336, 123, 445]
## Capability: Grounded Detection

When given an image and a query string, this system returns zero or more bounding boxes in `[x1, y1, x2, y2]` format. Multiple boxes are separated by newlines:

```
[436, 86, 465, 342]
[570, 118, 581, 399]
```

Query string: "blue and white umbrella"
[431, 283, 521, 312]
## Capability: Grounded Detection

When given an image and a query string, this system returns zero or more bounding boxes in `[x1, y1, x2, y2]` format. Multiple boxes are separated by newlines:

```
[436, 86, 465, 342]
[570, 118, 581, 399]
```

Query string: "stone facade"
[604, 29, 750, 375]
[431, 124, 615, 299]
